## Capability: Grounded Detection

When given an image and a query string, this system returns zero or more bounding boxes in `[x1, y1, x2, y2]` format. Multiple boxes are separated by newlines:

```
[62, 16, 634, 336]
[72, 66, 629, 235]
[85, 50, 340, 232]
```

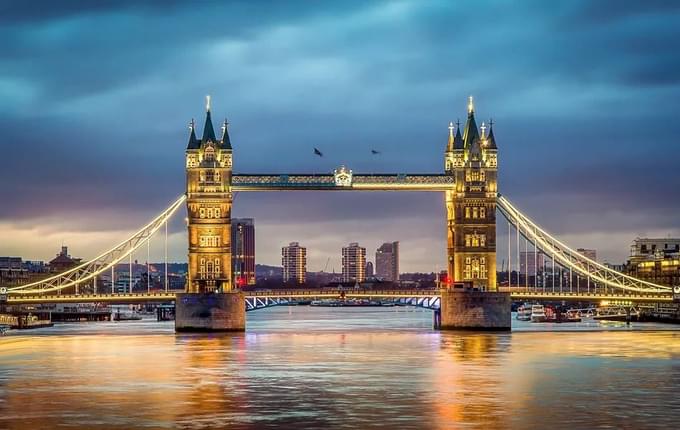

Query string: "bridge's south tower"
[185, 97, 233, 293]
[445, 97, 498, 290]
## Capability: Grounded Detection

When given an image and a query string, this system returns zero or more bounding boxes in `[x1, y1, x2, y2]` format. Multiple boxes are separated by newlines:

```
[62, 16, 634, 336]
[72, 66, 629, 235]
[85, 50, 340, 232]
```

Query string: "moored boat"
[530, 305, 547, 323]
[516, 303, 532, 321]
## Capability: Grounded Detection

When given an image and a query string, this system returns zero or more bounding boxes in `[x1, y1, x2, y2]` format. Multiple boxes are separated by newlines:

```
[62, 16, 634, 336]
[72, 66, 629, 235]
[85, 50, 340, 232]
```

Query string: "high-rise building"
[365, 261, 374, 277]
[519, 252, 545, 276]
[185, 98, 233, 293]
[342, 242, 366, 283]
[375, 242, 399, 281]
[282, 242, 306, 284]
[232, 218, 255, 286]
[577, 248, 597, 261]
[444, 97, 498, 290]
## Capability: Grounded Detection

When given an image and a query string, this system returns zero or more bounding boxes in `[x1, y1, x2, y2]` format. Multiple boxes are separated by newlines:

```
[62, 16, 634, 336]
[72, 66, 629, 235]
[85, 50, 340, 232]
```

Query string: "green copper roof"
[462, 110, 479, 148]
[187, 120, 199, 150]
[221, 119, 232, 150]
[202, 109, 217, 142]
[486, 122, 497, 149]
[453, 122, 464, 150]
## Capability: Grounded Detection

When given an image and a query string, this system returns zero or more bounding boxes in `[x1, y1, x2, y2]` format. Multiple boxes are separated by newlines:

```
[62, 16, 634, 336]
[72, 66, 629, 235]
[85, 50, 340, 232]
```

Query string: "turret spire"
[462, 97, 479, 147]
[446, 121, 455, 152]
[202, 95, 217, 142]
[454, 119, 464, 149]
[486, 118, 497, 149]
[222, 118, 232, 149]
[187, 118, 199, 149]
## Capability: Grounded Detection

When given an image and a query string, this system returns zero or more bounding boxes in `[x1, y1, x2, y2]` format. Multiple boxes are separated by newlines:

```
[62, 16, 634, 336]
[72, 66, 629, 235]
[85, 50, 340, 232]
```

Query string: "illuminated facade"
[231, 218, 255, 286]
[342, 242, 366, 283]
[627, 238, 680, 287]
[282, 242, 307, 284]
[185, 97, 233, 293]
[445, 98, 498, 290]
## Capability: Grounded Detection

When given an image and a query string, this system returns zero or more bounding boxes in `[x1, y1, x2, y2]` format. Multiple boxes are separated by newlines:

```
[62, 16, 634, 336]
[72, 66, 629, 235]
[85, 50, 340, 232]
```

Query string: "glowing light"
[480, 122, 486, 138]
[206, 95, 211, 112]
[468, 96, 474, 114]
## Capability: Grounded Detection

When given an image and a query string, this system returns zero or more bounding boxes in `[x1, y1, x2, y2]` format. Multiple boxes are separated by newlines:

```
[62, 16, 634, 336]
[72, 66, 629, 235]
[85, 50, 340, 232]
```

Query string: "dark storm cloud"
[1, 0, 680, 264]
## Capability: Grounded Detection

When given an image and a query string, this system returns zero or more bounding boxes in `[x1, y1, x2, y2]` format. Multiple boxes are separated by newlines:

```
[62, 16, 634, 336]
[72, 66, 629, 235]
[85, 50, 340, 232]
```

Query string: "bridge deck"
[5, 289, 673, 304]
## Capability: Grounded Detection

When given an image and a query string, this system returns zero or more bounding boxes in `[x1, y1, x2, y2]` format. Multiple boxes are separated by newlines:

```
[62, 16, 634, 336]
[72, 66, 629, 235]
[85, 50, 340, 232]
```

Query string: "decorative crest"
[334, 165, 353, 187]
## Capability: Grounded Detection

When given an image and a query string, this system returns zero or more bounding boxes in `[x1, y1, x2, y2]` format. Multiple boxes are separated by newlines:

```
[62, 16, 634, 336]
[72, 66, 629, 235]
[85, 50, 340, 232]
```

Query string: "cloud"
[1, 0, 680, 267]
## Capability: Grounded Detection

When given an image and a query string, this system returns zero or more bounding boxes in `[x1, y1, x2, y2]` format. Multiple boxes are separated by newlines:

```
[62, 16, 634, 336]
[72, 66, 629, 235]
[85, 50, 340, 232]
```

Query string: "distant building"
[629, 238, 680, 264]
[375, 241, 399, 281]
[231, 218, 255, 286]
[365, 261, 374, 277]
[627, 238, 680, 287]
[48, 246, 82, 273]
[0, 257, 27, 285]
[519, 252, 545, 276]
[282, 242, 306, 284]
[342, 242, 366, 283]
[577, 248, 597, 261]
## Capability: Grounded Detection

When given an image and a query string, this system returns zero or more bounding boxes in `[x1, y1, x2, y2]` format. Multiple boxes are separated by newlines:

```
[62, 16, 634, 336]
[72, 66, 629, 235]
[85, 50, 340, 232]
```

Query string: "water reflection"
[1, 307, 679, 429]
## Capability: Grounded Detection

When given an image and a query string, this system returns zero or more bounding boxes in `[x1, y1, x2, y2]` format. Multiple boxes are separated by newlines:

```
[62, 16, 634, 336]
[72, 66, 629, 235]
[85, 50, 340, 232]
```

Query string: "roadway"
[4, 288, 673, 305]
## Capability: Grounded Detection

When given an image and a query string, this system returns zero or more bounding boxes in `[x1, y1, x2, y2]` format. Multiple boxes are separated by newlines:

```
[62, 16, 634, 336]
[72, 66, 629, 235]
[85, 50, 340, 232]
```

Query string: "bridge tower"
[445, 97, 498, 291]
[185, 96, 234, 294]
[178, 97, 244, 332]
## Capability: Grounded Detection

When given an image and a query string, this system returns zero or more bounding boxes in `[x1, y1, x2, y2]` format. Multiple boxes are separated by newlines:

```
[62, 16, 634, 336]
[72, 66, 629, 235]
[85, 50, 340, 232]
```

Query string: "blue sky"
[1, 0, 679, 271]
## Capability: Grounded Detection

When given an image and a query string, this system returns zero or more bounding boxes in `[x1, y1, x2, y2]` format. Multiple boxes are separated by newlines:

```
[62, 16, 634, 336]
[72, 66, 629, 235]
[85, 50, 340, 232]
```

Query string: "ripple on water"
[1, 306, 679, 429]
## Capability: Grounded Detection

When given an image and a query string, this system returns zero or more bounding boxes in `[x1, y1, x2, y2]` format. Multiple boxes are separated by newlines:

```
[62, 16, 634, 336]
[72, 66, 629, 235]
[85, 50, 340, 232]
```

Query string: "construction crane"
[320, 257, 330, 273]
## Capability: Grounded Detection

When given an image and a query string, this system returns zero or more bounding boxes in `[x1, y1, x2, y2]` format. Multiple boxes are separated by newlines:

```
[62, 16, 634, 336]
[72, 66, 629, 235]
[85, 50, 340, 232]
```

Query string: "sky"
[1, 0, 680, 272]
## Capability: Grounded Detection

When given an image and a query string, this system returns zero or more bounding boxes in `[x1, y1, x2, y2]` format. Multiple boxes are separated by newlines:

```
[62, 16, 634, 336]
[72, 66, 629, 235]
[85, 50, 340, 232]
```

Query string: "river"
[1, 306, 680, 429]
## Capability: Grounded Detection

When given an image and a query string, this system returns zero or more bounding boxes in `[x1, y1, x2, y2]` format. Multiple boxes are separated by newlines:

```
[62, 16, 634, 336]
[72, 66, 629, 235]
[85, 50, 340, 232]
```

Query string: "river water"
[1, 306, 680, 429]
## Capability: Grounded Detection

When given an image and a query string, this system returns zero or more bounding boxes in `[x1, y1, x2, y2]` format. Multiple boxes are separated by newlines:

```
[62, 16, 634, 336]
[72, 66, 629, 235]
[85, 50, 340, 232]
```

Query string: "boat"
[516, 303, 532, 321]
[558, 310, 582, 323]
[530, 305, 547, 323]
[113, 310, 142, 321]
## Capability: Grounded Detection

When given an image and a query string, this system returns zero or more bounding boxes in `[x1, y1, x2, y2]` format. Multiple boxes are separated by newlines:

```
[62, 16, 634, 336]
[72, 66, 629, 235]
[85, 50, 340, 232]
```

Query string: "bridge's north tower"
[185, 96, 234, 294]
[444, 97, 498, 290]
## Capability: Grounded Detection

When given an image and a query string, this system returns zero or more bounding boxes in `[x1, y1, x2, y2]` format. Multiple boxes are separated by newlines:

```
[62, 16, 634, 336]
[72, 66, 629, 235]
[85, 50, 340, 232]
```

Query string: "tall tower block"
[444, 97, 498, 290]
[185, 97, 234, 293]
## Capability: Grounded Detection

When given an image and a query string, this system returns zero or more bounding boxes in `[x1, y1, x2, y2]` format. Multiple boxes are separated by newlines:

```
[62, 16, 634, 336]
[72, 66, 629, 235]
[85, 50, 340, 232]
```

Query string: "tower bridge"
[4, 96, 674, 331]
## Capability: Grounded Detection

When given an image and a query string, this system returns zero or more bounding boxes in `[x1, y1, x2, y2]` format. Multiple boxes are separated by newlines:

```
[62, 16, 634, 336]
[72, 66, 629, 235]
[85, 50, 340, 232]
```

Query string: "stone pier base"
[438, 290, 511, 331]
[175, 292, 245, 332]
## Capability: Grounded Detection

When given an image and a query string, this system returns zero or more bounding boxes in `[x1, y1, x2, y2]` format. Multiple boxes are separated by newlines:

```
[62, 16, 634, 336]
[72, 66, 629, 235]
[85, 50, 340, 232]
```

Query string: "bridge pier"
[438, 290, 511, 331]
[175, 292, 245, 332]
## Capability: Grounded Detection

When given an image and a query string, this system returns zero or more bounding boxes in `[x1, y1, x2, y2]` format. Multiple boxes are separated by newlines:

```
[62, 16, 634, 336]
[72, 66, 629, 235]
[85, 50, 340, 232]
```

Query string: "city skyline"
[1, 1, 680, 272]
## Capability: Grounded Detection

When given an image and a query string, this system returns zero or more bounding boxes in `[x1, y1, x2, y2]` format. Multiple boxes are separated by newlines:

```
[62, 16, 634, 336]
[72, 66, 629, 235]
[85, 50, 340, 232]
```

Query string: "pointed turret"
[221, 118, 232, 150]
[446, 121, 455, 152]
[486, 119, 497, 149]
[462, 96, 480, 148]
[202, 95, 217, 143]
[187, 119, 200, 150]
[453, 119, 464, 149]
